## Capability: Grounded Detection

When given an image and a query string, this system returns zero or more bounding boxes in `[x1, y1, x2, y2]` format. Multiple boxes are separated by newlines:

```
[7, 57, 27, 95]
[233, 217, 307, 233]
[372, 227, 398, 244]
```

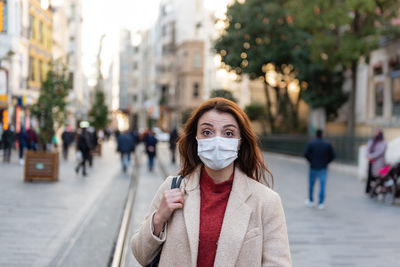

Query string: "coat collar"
[182, 165, 253, 267]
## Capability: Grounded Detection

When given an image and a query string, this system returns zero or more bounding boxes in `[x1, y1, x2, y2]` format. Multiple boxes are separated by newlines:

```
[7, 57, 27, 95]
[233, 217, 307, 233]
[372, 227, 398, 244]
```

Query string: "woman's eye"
[202, 130, 212, 136]
[225, 131, 234, 137]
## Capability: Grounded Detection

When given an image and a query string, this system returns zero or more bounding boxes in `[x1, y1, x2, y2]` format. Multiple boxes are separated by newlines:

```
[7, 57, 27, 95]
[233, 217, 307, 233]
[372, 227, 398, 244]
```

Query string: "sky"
[81, 0, 162, 80]
[81, 0, 231, 81]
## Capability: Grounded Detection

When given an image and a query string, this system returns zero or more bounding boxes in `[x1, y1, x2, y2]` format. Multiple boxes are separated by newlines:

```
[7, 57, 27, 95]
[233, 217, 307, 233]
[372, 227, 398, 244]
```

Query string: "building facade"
[0, 0, 52, 132]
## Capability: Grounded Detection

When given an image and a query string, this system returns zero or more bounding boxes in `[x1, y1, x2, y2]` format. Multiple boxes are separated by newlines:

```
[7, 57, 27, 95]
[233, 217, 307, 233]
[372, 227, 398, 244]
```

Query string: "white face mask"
[197, 136, 239, 170]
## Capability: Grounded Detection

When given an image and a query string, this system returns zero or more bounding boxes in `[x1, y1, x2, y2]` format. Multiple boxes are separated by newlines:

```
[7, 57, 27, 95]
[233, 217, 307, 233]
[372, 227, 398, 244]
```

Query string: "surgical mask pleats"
[196, 136, 239, 170]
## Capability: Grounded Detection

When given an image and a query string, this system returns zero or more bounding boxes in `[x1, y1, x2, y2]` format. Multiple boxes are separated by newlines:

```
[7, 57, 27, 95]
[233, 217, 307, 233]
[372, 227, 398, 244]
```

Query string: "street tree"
[289, 0, 400, 135]
[31, 65, 70, 151]
[89, 90, 109, 130]
[210, 89, 238, 103]
[215, 0, 346, 132]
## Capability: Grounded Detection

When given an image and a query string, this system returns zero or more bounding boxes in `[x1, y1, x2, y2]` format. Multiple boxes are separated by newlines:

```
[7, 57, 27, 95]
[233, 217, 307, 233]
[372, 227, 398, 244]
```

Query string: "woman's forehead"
[197, 110, 238, 127]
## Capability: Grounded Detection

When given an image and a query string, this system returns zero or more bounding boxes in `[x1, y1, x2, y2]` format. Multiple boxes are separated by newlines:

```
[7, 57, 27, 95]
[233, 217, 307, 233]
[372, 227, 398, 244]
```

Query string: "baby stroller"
[369, 162, 400, 204]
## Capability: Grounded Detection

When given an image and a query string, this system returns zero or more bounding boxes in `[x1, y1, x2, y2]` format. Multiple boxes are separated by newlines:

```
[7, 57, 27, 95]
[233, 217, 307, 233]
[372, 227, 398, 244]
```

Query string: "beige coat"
[131, 166, 292, 267]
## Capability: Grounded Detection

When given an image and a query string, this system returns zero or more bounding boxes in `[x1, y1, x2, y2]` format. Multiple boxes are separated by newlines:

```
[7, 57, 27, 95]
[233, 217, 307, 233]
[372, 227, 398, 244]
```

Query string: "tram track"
[110, 147, 169, 267]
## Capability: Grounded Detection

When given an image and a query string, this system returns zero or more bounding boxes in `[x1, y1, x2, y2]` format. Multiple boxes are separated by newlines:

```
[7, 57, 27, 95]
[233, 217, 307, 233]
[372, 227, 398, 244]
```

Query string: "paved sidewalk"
[0, 141, 129, 267]
[124, 142, 178, 267]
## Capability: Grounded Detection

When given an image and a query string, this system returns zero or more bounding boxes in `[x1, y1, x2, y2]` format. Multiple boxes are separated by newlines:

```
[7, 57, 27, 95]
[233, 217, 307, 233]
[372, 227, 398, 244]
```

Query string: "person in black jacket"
[303, 129, 335, 209]
[144, 129, 158, 172]
[75, 128, 91, 176]
[169, 127, 178, 164]
[2, 125, 15, 163]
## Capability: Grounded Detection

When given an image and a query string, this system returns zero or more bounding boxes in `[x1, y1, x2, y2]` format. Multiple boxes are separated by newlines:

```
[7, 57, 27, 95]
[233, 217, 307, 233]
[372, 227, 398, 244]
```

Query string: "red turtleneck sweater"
[197, 167, 234, 267]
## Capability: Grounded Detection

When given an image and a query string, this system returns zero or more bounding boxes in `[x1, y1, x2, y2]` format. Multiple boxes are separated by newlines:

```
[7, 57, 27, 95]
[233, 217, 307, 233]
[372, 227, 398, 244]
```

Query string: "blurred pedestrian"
[304, 129, 335, 209]
[26, 127, 38, 151]
[130, 128, 139, 153]
[131, 98, 291, 266]
[87, 127, 97, 166]
[365, 129, 387, 194]
[75, 127, 90, 176]
[2, 125, 15, 163]
[117, 132, 134, 173]
[169, 127, 178, 164]
[17, 126, 29, 165]
[144, 129, 158, 172]
[62, 127, 73, 160]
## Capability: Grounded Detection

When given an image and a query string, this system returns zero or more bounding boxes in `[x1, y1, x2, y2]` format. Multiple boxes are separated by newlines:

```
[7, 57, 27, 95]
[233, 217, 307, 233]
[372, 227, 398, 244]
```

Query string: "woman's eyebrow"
[200, 122, 214, 127]
[223, 124, 237, 129]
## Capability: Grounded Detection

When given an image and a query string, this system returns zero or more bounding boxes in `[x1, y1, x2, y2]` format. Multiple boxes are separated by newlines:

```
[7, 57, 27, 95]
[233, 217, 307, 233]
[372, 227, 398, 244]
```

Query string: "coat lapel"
[214, 168, 252, 267]
[183, 167, 201, 267]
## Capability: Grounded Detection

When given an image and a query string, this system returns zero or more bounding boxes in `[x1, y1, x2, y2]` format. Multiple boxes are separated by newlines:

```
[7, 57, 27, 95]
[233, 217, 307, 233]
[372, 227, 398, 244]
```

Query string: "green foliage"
[288, 0, 400, 70]
[288, 0, 400, 134]
[215, 0, 348, 133]
[210, 89, 238, 103]
[215, 0, 309, 78]
[181, 108, 194, 125]
[31, 66, 70, 150]
[89, 90, 109, 130]
[302, 65, 348, 121]
[244, 102, 267, 121]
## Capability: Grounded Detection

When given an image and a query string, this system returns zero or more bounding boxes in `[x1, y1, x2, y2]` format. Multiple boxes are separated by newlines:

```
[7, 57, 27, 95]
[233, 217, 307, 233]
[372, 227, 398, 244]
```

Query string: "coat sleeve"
[367, 141, 386, 160]
[130, 176, 173, 266]
[262, 192, 292, 267]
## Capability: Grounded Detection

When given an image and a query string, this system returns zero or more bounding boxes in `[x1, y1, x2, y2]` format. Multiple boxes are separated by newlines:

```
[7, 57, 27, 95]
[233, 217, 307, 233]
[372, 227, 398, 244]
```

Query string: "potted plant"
[24, 65, 70, 182]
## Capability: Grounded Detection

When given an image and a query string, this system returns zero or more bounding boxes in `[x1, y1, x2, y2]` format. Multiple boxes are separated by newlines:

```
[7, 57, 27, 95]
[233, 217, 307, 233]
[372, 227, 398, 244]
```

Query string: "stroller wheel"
[384, 182, 396, 205]
[369, 184, 378, 198]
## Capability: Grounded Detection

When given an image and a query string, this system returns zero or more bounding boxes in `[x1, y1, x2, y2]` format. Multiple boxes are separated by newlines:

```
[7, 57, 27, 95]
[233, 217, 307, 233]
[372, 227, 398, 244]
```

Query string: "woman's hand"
[153, 189, 184, 237]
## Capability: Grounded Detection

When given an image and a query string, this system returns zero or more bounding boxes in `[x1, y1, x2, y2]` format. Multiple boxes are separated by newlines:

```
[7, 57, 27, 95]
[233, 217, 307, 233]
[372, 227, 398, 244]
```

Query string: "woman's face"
[196, 109, 241, 140]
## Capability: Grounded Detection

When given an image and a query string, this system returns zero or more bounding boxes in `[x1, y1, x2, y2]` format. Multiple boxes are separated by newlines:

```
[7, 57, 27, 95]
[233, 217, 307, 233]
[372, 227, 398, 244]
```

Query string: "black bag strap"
[171, 175, 183, 189]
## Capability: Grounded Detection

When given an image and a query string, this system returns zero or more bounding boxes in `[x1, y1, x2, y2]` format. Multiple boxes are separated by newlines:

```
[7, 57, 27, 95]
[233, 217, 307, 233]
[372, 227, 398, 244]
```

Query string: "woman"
[365, 129, 387, 194]
[131, 98, 291, 266]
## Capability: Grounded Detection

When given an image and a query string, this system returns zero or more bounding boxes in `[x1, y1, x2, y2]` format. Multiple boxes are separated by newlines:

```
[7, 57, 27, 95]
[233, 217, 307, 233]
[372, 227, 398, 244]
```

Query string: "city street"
[1, 142, 400, 267]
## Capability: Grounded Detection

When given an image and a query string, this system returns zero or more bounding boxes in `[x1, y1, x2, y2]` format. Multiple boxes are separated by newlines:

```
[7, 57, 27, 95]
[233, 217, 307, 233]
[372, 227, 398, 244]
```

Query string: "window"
[375, 83, 384, 117]
[47, 26, 52, 48]
[39, 21, 44, 44]
[194, 53, 201, 68]
[133, 94, 137, 102]
[133, 62, 138, 70]
[38, 60, 42, 81]
[373, 63, 383, 75]
[29, 56, 34, 81]
[193, 82, 199, 98]
[392, 77, 400, 116]
[162, 25, 167, 36]
[29, 15, 34, 39]
[0, 0, 8, 33]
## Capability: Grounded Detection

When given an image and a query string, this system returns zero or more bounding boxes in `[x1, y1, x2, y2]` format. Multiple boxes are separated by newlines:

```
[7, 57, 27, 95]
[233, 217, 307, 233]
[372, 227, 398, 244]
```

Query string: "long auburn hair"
[177, 97, 273, 187]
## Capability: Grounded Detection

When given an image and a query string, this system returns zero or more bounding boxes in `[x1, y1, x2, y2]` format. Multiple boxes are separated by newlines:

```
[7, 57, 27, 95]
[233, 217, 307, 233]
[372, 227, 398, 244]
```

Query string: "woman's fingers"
[169, 203, 183, 210]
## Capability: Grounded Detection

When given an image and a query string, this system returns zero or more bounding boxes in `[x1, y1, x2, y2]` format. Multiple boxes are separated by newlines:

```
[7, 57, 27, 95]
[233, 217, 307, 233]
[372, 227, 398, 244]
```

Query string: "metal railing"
[258, 135, 369, 164]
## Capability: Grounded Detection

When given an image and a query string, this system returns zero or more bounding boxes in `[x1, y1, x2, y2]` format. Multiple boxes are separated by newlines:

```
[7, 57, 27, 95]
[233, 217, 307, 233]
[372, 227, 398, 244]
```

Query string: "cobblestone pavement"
[0, 141, 130, 267]
[266, 153, 400, 267]
[125, 146, 400, 267]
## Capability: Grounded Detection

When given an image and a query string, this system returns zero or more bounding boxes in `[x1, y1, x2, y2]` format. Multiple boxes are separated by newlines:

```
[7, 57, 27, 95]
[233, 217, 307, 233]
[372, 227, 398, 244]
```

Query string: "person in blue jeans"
[117, 132, 134, 173]
[303, 129, 335, 209]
